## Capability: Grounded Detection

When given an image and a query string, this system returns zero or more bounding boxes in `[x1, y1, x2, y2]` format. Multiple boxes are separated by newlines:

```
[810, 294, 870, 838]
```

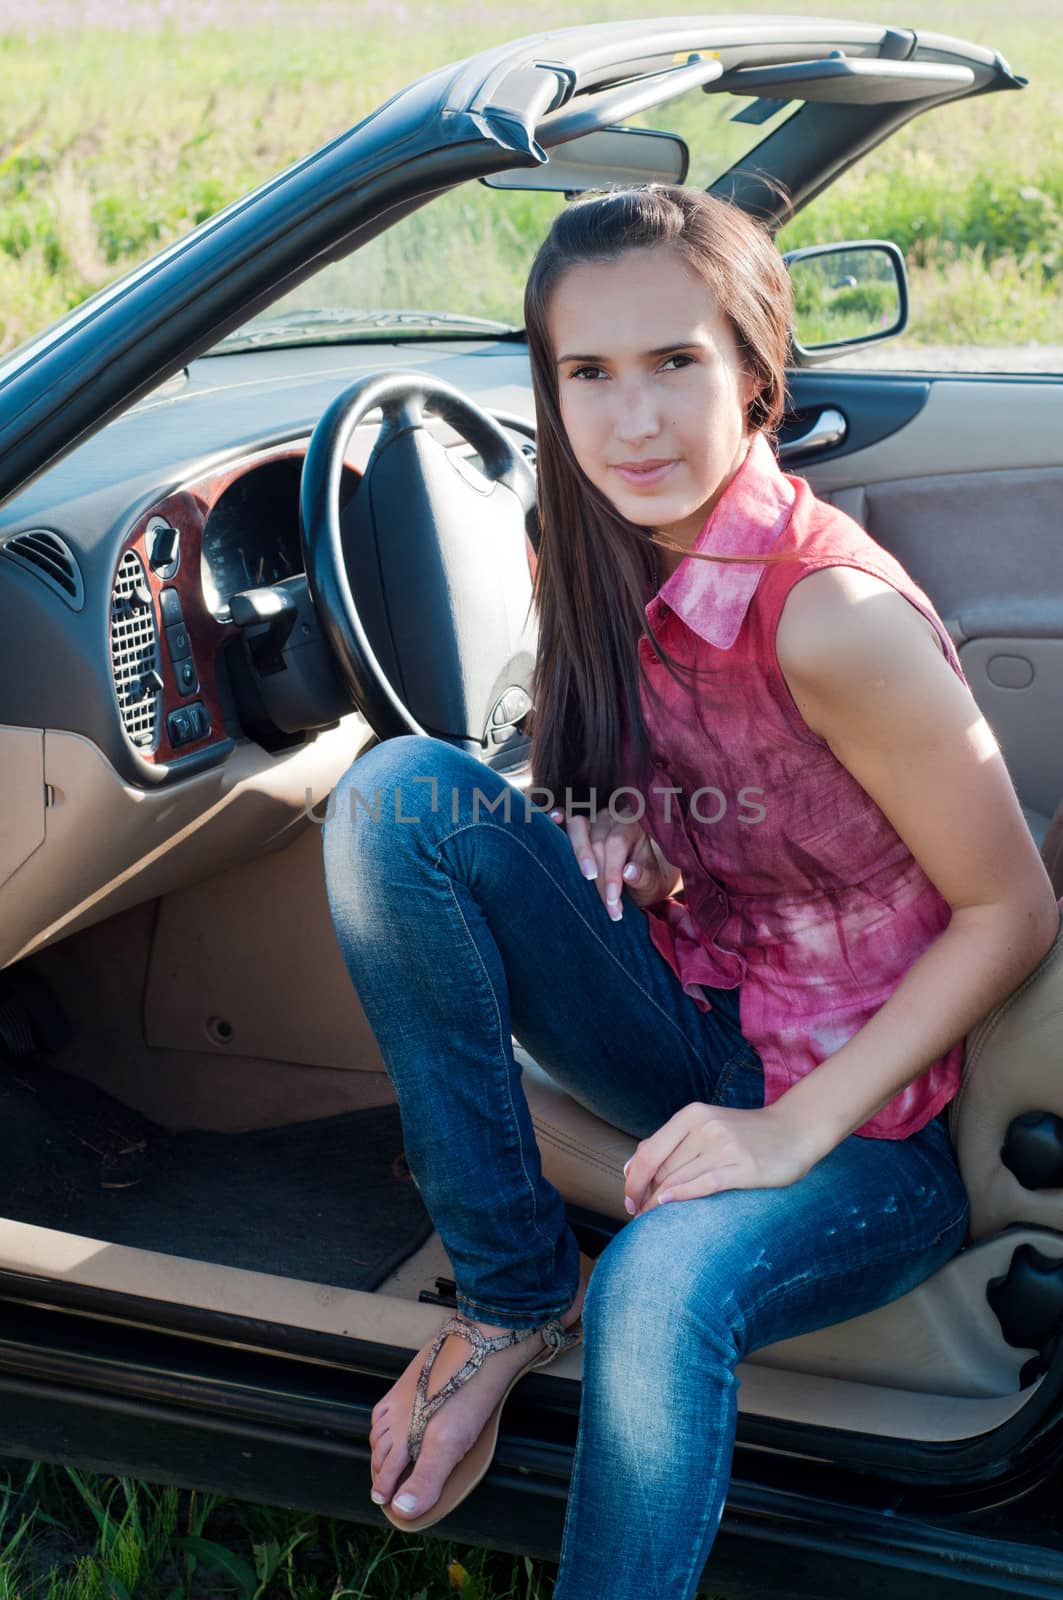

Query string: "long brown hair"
[524, 184, 796, 809]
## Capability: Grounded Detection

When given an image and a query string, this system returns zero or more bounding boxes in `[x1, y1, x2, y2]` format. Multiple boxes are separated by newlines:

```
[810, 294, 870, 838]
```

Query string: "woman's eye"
[565, 354, 695, 380]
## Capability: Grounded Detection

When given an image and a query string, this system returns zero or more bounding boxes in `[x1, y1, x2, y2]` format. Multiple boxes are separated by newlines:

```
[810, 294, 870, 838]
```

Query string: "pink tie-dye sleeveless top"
[620, 431, 965, 1139]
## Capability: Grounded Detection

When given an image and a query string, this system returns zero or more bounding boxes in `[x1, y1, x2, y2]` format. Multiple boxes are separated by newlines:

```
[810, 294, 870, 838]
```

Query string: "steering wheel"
[300, 370, 539, 761]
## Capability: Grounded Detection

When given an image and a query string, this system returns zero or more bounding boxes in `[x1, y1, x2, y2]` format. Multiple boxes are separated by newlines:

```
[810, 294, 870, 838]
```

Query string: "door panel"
[787, 373, 1063, 838]
[958, 640, 1063, 822]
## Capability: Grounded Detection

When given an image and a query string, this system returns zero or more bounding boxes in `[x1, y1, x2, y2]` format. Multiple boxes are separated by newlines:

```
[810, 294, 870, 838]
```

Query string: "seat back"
[1042, 803, 1063, 900]
[950, 910, 1063, 1242]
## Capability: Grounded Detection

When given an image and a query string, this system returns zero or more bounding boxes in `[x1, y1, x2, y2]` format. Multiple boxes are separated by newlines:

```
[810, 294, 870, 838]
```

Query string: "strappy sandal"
[380, 1304, 584, 1533]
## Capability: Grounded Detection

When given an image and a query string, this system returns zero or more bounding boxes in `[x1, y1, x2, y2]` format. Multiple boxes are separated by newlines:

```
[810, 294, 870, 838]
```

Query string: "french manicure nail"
[623, 1159, 632, 1176]
[581, 859, 597, 880]
[394, 1493, 418, 1512]
[624, 1197, 636, 1215]
[622, 862, 638, 881]
[371, 1490, 386, 1504]
[606, 883, 619, 904]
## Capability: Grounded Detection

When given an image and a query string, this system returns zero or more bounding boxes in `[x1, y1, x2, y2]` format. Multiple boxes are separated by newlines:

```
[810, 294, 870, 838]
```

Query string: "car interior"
[0, 15, 1062, 1488]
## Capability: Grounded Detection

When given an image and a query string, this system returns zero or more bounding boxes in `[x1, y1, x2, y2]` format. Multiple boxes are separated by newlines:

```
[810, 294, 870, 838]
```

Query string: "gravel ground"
[821, 344, 1063, 373]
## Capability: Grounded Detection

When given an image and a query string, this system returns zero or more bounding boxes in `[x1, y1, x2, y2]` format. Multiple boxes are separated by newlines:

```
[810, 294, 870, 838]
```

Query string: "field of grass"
[0, 1458, 563, 1599]
[0, 0, 1061, 356]
[0, 1, 1059, 1594]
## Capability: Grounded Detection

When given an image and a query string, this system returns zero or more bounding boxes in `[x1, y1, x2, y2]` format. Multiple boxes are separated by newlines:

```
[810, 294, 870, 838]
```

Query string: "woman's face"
[547, 244, 755, 551]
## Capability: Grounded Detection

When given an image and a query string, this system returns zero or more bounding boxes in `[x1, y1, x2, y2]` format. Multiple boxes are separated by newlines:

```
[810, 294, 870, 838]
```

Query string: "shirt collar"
[648, 430, 796, 650]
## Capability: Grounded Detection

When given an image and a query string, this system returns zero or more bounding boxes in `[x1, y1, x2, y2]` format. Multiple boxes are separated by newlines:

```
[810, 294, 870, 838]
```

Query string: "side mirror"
[782, 240, 908, 366]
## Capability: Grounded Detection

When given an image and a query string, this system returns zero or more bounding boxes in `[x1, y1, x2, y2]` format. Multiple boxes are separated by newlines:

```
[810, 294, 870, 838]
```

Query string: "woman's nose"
[613, 384, 662, 444]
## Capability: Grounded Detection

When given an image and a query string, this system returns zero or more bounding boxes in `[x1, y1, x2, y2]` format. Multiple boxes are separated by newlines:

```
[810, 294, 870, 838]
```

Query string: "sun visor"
[712, 56, 975, 104]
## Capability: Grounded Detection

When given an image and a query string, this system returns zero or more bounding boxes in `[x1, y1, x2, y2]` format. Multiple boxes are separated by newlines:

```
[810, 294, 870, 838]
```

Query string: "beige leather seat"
[1041, 800, 1063, 900]
[519, 912, 1063, 1397]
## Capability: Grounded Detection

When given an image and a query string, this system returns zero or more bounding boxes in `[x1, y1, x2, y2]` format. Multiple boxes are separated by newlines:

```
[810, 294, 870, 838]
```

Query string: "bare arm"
[773, 565, 1060, 1156]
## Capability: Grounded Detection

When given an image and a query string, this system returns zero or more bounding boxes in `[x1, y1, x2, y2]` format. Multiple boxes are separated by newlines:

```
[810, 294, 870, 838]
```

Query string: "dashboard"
[0, 337, 537, 966]
[0, 338, 536, 775]
[109, 443, 361, 768]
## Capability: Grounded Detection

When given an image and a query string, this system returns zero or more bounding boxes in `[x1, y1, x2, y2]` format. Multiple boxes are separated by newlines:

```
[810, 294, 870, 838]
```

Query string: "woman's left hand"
[623, 1101, 823, 1215]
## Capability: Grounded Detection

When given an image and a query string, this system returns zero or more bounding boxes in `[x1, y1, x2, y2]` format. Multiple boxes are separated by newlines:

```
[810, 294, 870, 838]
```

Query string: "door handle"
[778, 408, 848, 460]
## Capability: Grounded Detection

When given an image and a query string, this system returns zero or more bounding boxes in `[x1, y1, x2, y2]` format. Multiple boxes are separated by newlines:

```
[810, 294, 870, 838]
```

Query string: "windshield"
[213, 90, 801, 352]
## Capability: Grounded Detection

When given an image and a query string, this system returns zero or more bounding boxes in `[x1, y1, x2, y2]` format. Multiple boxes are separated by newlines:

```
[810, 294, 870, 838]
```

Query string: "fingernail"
[622, 863, 639, 881]
[581, 859, 597, 880]
[623, 1159, 632, 1176]
[624, 1197, 635, 1215]
[370, 1490, 386, 1504]
[609, 904, 622, 921]
[657, 1191, 673, 1206]
[549, 809, 563, 822]
[394, 1493, 418, 1512]
[605, 883, 619, 904]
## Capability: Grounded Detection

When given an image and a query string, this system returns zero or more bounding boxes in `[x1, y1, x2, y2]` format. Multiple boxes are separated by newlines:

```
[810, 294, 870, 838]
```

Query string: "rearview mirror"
[783, 240, 908, 365]
[481, 125, 688, 193]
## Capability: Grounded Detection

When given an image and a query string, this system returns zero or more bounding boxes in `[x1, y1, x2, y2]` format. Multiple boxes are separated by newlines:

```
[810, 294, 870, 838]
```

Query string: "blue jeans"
[322, 735, 970, 1600]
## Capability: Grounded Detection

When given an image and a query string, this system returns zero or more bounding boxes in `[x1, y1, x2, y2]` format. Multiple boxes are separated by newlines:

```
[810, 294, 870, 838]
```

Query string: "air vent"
[110, 550, 161, 752]
[1, 528, 84, 609]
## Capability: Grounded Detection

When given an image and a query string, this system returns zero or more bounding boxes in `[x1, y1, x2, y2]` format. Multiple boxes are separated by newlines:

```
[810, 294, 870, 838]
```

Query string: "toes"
[389, 1469, 437, 1517]
[372, 1437, 407, 1500]
[371, 1434, 396, 1478]
[389, 1440, 464, 1519]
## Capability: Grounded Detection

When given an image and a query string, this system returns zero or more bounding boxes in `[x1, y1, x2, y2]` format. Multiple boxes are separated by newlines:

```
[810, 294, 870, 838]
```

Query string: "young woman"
[322, 185, 1060, 1598]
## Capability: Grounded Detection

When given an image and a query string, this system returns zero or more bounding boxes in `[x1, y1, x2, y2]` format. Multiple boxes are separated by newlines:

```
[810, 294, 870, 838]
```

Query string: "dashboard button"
[167, 708, 194, 747]
[176, 658, 198, 696]
[167, 701, 210, 747]
[150, 524, 178, 569]
[500, 687, 531, 723]
[159, 588, 184, 627]
[166, 622, 191, 662]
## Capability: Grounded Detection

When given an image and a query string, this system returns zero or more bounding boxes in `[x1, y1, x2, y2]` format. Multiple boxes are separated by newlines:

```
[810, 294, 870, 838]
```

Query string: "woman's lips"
[612, 460, 677, 487]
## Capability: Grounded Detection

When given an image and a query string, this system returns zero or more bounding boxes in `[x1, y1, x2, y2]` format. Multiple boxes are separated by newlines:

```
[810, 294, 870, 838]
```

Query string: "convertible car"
[1, 14, 1062, 1597]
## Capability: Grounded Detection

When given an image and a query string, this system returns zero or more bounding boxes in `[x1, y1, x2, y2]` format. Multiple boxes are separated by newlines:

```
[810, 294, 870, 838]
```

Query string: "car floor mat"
[0, 1059, 433, 1292]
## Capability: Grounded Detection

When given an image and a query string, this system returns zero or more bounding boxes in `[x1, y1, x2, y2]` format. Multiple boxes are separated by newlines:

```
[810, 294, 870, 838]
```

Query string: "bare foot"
[369, 1254, 592, 1519]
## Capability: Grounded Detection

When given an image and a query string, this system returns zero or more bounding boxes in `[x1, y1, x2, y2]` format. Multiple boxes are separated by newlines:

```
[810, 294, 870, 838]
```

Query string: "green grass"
[0, 1458, 568, 1599]
[0, 0, 1061, 352]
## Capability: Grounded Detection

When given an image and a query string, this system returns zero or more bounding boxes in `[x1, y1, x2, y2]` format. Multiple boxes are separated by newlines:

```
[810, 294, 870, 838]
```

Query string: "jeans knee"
[338, 734, 455, 798]
[586, 1213, 699, 1330]
[324, 735, 476, 859]
[584, 1209, 743, 1359]
[581, 1216, 741, 1440]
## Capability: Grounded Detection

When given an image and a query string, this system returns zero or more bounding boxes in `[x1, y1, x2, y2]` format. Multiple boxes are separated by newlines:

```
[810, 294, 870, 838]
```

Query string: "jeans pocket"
[712, 1046, 765, 1111]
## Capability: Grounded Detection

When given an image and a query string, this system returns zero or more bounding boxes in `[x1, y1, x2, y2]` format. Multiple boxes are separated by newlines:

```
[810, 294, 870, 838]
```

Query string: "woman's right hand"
[547, 806, 681, 921]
